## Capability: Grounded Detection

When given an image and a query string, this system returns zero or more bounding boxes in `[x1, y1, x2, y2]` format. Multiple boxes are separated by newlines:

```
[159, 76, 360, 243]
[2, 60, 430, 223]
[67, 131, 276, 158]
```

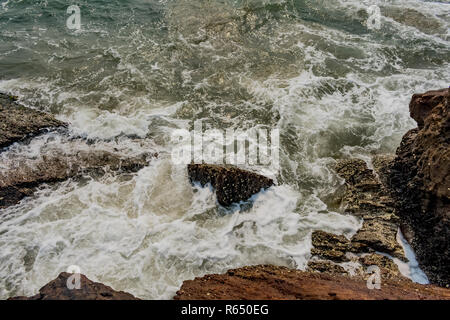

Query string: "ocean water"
[0, 0, 448, 299]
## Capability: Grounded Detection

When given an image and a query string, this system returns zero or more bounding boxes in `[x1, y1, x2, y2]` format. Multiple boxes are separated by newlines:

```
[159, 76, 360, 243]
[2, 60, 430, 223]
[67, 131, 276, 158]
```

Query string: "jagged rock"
[307, 253, 404, 283]
[0, 144, 154, 209]
[311, 231, 351, 262]
[333, 159, 405, 260]
[0, 93, 66, 150]
[8, 272, 139, 300]
[359, 253, 403, 281]
[389, 88, 450, 287]
[174, 265, 450, 300]
[187, 164, 274, 206]
[409, 88, 448, 129]
[307, 260, 348, 275]
[352, 218, 404, 260]
[309, 157, 409, 283]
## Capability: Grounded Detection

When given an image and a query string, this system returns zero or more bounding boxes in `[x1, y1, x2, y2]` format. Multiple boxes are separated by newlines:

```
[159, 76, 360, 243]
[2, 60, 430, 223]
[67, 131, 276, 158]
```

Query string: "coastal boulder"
[187, 164, 274, 206]
[389, 88, 450, 287]
[0, 93, 66, 150]
[9, 272, 139, 300]
[0, 144, 154, 209]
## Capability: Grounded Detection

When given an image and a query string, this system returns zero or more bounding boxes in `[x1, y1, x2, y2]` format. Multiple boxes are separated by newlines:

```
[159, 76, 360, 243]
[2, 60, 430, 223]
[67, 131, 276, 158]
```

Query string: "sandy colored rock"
[9, 272, 139, 300]
[187, 163, 274, 206]
[307, 260, 348, 275]
[334, 159, 405, 260]
[310, 230, 351, 262]
[174, 265, 450, 300]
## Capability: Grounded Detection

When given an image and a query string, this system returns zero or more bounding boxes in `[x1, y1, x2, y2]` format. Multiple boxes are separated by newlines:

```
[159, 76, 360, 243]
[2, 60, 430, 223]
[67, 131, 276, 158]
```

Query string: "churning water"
[0, 0, 448, 298]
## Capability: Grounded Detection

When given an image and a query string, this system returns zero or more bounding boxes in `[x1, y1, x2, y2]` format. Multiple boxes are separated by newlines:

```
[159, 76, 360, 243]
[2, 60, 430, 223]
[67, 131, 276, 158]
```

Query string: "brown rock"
[0, 93, 66, 150]
[311, 230, 350, 262]
[174, 265, 450, 300]
[352, 218, 404, 260]
[410, 88, 448, 129]
[359, 253, 403, 281]
[334, 159, 406, 260]
[389, 88, 450, 287]
[9, 272, 139, 300]
[0, 144, 154, 209]
[187, 164, 274, 206]
[307, 260, 348, 275]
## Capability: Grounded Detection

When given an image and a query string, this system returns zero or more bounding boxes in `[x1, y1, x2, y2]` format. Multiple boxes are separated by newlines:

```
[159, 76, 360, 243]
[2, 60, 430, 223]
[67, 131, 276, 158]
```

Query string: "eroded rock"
[0, 143, 154, 209]
[9, 272, 139, 300]
[0, 93, 66, 150]
[389, 88, 450, 287]
[174, 265, 450, 300]
[187, 164, 274, 206]
[333, 159, 405, 260]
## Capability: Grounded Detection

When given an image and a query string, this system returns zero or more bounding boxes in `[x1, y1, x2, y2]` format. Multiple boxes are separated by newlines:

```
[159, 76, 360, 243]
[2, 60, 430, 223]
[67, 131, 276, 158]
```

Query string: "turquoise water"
[0, 0, 448, 299]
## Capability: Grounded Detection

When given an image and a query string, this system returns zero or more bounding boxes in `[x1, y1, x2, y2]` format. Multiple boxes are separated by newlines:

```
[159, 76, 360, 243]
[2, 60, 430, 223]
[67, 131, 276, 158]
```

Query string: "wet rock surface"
[0, 93, 66, 150]
[0, 144, 154, 209]
[335, 159, 404, 259]
[307, 157, 410, 282]
[174, 265, 450, 300]
[388, 88, 449, 287]
[382, 7, 444, 35]
[187, 164, 274, 206]
[9, 272, 139, 300]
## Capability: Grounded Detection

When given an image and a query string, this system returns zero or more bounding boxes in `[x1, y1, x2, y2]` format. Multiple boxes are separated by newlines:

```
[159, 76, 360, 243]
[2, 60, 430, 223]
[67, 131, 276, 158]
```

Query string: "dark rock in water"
[0, 93, 66, 150]
[8, 272, 139, 300]
[0, 145, 154, 209]
[389, 88, 450, 287]
[187, 164, 274, 206]
[174, 265, 450, 300]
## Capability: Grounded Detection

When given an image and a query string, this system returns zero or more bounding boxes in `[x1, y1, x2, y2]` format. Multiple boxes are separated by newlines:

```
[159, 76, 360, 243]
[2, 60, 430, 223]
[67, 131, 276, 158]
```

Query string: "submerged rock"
[0, 93, 66, 150]
[9, 272, 139, 300]
[382, 7, 444, 36]
[0, 144, 154, 209]
[174, 265, 450, 300]
[389, 88, 449, 287]
[187, 164, 274, 206]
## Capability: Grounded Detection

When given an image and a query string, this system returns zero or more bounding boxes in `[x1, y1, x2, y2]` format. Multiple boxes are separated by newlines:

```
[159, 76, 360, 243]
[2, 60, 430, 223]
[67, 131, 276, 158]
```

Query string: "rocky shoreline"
[174, 265, 449, 300]
[1, 88, 449, 300]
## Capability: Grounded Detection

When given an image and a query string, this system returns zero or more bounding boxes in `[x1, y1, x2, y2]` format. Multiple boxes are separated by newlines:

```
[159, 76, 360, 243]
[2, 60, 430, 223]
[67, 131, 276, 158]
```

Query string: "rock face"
[388, 88, 449, 287]
[187, 164, 274, 206]
[9, 272, 139, 300]
[0, 146, 153, 209]
[307, 157, 412, 283]
[174, 265, 450, 300]
[0, 93, 66, 150]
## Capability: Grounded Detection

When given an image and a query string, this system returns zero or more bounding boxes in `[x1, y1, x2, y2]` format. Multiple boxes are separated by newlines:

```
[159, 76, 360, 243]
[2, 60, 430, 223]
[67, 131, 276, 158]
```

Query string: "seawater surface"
[0, 0, 448, 299]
